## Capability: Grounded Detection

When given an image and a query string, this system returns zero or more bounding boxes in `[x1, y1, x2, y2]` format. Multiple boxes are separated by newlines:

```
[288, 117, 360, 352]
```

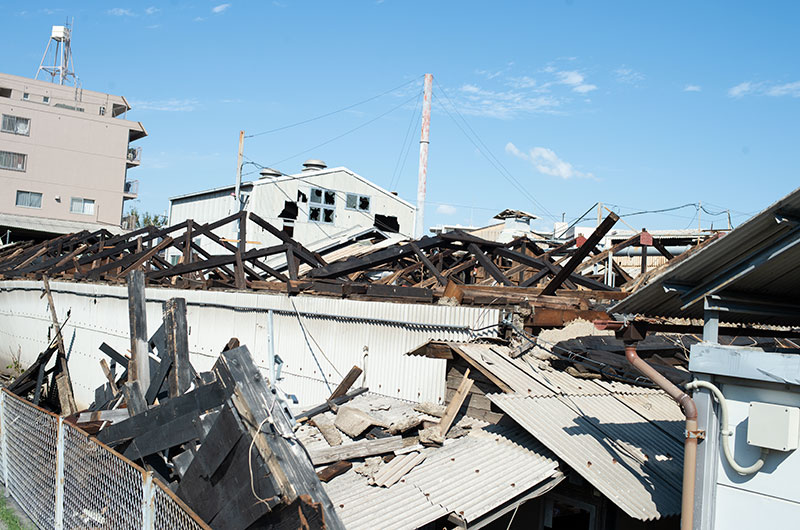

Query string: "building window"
[99, 105, 106, 116]
[0, 88, 11, 98]
[22, 92, 29, 101]
[0, 151, 26, 171]
[15, 191, 42, 209]
[310, 187, 323, 204]
[42, 96, 50, 104]
[1, 115, 31, 136]
[70, 197, 95, 215]
[346, 193, 370, 212]
[309, 206, 335, 224]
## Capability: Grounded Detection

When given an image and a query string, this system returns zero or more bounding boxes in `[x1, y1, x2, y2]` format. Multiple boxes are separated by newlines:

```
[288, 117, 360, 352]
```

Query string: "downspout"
[625, 343, 697, 530]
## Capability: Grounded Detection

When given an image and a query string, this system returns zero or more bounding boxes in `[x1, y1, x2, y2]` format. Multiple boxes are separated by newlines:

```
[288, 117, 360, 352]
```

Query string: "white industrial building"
[167, 160, 416, 262]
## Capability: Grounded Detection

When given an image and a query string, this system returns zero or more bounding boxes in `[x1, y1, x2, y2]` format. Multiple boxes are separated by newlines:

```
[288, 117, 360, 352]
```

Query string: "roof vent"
[302, 159, 327, 172]
[259, 167, 281, 179]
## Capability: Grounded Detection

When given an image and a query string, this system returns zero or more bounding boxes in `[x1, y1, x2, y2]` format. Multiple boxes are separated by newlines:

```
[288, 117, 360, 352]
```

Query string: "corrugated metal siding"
[323, 424, 559, 529]
[0, 280, 499, 408]
[613, 186, 800, 326]
[489, 393, 682, 521]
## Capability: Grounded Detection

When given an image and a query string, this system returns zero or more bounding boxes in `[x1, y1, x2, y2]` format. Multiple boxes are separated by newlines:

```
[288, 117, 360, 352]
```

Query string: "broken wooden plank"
[122, 381, 147, 416]
[295, 387, 369, 423]
[317, 461, 352, 482]
[164, 298, 191, 398]
[308, 436, 404, 465]
[127, 270, 150, 393]
[328, 365, 363, 400]
[438, 368, 473, 438]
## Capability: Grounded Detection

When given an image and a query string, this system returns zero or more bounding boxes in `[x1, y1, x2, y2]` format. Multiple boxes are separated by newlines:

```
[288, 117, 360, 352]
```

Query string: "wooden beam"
[127, 270, 150, 393]
[438, 369, 473, 437]
[541, 212, 619, 295]
[468, 243, 512, 286]
[165, 298, 191, 398]
[328, 366, 363, 400]
[308, 436, 404, 465]
[409, 241, 447, 287]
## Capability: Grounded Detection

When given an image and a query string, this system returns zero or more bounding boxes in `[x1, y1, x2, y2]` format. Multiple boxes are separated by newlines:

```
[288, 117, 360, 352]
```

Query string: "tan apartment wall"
[0, 74, 143, 227]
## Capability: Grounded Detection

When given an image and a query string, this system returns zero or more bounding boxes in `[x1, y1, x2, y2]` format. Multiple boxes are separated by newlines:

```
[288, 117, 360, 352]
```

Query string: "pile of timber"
[6, 270, 345, 529]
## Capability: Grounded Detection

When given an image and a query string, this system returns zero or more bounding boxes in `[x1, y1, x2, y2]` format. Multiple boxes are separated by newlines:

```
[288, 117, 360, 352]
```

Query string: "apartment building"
[0, 72, 146, 242]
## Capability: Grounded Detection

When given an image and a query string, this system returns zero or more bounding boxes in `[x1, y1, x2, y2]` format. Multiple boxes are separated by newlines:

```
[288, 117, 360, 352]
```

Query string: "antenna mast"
[36, 19, 78, 85]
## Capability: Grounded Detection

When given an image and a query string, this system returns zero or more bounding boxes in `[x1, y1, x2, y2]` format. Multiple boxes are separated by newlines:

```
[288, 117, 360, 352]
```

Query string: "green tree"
[125, 207, 168, 229]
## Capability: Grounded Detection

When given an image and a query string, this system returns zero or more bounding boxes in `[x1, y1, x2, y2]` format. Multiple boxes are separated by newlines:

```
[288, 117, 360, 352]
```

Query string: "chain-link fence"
[0, 390, 209, 530]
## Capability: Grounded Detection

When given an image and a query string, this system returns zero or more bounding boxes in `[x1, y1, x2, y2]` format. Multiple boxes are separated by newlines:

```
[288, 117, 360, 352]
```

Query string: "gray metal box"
[747, 401, 800, 452]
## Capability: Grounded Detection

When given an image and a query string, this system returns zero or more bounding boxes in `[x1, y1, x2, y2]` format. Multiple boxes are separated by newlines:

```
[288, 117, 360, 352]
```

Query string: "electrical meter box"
[747, 401, 800, 452]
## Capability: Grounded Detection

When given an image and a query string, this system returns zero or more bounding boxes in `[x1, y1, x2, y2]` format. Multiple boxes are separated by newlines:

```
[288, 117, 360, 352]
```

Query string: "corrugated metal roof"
[370, 451, 426, 487]
[489, 393, 682, 521]
[323, 424, 559, 530]
[613, 186, 800, 326]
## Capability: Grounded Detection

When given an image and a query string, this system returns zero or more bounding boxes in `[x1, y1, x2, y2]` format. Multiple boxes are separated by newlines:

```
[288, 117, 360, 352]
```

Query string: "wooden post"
[43, 276, 77, 416]
[438, 368, 473, 437]
[164, 298, 190, 397]
[127, 270, 150, 394]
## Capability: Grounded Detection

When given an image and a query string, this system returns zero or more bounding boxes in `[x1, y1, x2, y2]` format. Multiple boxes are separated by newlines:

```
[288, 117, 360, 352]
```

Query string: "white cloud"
[193, 16, 205, 21]
[108, 7, 135, 16]
[212, 3, 231, 13]
[615, 67, 645, 85]
[767, 81, 800, 97]
[456, 84, 560, 119]
[436, 204, 457, 215]
[145, 6, 160, 15]
[555, 70, 597, 93]
[684, 84, 702, 92]
[130, 98, 200, 112]
[505, 142, 595, 180]
[728, 82, 754, 98]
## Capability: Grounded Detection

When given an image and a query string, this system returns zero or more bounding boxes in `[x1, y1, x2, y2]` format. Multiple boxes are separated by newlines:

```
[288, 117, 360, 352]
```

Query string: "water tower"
[36, 21, 78, 85]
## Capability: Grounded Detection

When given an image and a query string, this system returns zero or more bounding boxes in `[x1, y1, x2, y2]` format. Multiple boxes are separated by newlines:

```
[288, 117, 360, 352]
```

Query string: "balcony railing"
[126, 146, 142, 166]
[124, 179, 139, 197]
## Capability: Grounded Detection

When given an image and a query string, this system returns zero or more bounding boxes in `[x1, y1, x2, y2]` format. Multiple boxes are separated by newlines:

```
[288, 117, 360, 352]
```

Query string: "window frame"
[42, 96, 50, 104]
[15, 190, 42, 209]
[22, 92, 29, 101]
[308, 205, 336, 225]
[0, 150, 27, 172]
[70, 197, 96, 215]
[1, 114, 31, 136]
[345, 193, 371, 213]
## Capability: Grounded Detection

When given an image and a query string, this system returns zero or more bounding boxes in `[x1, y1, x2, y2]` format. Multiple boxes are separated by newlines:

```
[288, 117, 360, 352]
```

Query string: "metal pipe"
[625, 344, 697, 530]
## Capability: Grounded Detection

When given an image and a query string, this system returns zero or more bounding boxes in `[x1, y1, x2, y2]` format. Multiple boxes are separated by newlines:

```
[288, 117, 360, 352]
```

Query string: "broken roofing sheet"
[414, 341, 684, 521]
[296, 394, 562, 530]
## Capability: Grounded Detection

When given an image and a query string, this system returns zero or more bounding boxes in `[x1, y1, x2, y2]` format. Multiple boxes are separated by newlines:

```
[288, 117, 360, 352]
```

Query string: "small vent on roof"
[259, 167, 281, 179]
[302, 159, 327, 172]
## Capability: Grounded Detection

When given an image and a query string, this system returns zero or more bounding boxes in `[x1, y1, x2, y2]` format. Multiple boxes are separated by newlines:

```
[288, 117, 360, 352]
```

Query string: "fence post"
[54, 417, 65, 530]
[142, 470, 155, 530]
[0, 392, 8, 494]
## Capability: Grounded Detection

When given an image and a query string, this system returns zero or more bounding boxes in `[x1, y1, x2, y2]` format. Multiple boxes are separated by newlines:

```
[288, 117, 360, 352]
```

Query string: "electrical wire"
[244, 76, 423, 138]
[388, 89, 424, 191]
[264, 91, 422, 169]
[432, 80, 559, 222]
[554, 202, 598, 238]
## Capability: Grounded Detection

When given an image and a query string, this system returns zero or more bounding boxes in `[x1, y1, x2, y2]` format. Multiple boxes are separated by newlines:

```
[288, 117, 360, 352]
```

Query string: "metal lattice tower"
[35, 21, 78, 85]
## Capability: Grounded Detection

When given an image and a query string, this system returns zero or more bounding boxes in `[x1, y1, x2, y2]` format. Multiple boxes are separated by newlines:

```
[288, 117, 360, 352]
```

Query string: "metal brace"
[685, 429, 706, 440]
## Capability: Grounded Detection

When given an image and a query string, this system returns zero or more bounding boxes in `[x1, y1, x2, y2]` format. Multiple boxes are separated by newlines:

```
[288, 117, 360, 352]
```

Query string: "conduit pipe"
[685, 380, 768, 475]
[625, 344, 697, 530]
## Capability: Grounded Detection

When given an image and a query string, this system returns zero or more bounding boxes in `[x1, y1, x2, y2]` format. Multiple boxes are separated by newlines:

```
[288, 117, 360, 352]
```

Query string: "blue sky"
[3, 1, 799, 233]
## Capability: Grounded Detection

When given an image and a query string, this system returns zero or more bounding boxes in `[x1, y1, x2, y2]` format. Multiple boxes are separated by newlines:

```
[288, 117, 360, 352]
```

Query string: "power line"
[263, 91, 422, 169]
[244, 76, 423, 139]
[432, 79, 559, 222]
[431, 89, 559, 223]
[388, 90, 424, 191]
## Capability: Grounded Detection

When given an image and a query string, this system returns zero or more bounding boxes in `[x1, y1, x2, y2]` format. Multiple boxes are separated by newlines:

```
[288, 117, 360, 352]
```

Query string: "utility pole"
[234, 130, 245, 212]
[415, 74, 433, 239]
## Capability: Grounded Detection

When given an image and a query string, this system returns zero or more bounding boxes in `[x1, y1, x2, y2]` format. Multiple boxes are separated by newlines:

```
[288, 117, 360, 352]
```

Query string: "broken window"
[374, 214, 399, 233]
[324, 190, 336, 205]
[297, 190, 308, 203]
[282, 222, 294, 237]
[309, 205, 335, 224]
[310, 187, 323, 203]
[278, 200, 298, 220]
[346, 193, 371, 212]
